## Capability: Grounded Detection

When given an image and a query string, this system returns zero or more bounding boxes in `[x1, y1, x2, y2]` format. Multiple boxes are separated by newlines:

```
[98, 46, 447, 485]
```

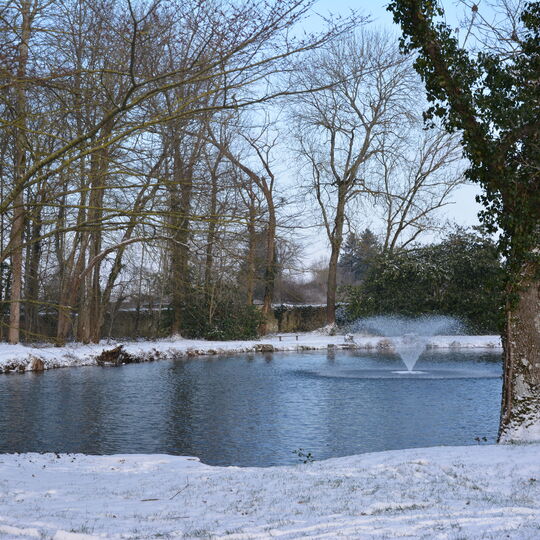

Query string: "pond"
[0, 349, 502, 466]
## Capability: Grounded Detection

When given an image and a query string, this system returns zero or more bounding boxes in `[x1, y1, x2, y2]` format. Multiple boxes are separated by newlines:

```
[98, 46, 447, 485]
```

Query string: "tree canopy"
[387, 0, 539, 267]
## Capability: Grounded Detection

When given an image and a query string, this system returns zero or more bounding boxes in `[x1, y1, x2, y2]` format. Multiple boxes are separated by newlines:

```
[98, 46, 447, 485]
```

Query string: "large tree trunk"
[498, 258, 540, 441]
[326, 240, 341, 325]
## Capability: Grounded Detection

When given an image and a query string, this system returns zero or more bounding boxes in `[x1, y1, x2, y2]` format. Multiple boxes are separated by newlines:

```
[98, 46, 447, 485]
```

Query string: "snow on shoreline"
[0, 333, 502, 373]
[0, 444, 538, 539]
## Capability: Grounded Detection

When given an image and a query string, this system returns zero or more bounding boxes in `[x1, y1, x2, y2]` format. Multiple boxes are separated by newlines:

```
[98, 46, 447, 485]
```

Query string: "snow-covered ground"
[0, 444, 538, 539]
[0, 333, 502, 373]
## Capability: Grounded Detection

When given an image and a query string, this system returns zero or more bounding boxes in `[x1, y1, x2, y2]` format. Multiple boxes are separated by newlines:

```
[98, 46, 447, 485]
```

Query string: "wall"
[9, 304, 328, 342]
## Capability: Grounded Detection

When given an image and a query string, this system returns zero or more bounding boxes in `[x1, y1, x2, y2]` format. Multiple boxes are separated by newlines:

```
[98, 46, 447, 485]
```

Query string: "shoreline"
[0, 333, 502, 374]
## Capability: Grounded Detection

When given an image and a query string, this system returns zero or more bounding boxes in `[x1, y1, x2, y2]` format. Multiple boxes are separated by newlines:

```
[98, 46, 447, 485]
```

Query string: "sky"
[295, 0, 485, 268]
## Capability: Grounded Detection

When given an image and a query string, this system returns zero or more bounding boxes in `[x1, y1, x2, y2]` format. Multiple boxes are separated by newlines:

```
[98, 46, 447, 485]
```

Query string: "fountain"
[392, 333, 428, 373]
[346, 315, 464, 373]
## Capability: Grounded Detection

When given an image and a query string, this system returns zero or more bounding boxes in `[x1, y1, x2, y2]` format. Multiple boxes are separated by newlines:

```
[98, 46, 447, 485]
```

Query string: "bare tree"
[292, 29, 415, 325]
[0, 0, 349, 343]
[374, 128, 465, 253]
[5, 1, 39, 344]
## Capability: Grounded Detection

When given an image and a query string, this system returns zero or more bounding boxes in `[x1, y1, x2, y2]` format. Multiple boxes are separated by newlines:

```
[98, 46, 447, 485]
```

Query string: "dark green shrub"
[344, 230, 504, 334]
[176, 292, 263, 340]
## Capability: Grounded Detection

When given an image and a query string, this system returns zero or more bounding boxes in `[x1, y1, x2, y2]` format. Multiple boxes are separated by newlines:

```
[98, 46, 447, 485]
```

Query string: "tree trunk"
[245, 196, 257, 306]
[8, 1, 32, 344]
[8, 195, 25, 344]
[259, 199, 276, 335]
[326, 240, 341, 325]
[170, 146, 193, 335]
[78, 124, 112, 343]
[204, 160, 219, 301]
[56, 219, 88, 345]
[498, 258, 540, 441]
[23, 213, 42, 338]
[325, 185, 346, 326]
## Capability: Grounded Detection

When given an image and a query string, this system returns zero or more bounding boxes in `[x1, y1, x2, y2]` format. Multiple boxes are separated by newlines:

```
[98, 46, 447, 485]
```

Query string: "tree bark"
[8, 1, 33, 344]
[325, 185, 346, 326]
[498, 258, 540, 441]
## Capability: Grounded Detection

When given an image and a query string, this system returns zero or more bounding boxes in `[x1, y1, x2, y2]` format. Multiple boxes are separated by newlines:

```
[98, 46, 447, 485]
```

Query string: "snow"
[0, 333, 502, 373]
[500, 411, 540, 444]
[0, 444, 539, 539]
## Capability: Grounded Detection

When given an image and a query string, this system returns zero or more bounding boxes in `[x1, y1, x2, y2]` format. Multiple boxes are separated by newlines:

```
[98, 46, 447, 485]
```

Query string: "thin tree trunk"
[325, 186, 346, 326]
[8, 1, 33, 344]
[170, 145, 194, 335]
[245, 195, 257, 306]
[259, 200, 276, 334]
[23, 212, 41, 338]
[56, 58, 87, 346]
[204, 157, 220, 300]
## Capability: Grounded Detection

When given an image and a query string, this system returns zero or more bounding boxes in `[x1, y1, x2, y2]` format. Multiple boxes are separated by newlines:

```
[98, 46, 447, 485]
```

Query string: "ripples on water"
[0, 350, 502, 466]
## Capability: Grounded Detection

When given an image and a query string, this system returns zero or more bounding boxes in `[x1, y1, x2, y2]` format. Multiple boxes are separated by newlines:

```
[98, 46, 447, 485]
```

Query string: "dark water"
[0, 350, 502, 466]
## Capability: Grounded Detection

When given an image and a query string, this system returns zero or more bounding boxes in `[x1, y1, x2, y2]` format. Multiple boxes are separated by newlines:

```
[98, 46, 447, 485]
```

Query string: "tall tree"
[388, 0, 540, 440]
[6, 1, 38, 344]
[292, 29, 415, 325]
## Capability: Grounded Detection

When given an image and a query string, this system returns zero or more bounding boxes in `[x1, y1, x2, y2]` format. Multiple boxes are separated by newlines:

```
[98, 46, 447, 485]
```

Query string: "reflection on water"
[0, 350, 502, 466]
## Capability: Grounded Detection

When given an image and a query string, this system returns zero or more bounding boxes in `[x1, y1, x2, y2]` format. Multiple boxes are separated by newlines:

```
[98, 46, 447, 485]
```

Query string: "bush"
[343, 230, 504, 334]
[174, 292, 263, 340]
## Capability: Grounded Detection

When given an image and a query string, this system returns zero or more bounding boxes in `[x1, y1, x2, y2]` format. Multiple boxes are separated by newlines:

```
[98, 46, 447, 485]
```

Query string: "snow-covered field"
[0, 333, 502, 373]
[0, 444, 538, 539]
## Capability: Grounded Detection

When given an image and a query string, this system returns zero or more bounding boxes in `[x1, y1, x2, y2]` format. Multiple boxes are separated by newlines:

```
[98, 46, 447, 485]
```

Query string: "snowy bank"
[0, 333, 502, 374]
[0, 444, 538, 539]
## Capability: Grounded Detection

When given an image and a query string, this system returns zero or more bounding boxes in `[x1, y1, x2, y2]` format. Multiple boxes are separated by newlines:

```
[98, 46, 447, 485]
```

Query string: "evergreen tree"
[338, 229, 381, 284]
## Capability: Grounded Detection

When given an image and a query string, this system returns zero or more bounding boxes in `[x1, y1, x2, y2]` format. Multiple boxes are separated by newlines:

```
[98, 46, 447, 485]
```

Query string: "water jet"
[346, 315, 464, 372]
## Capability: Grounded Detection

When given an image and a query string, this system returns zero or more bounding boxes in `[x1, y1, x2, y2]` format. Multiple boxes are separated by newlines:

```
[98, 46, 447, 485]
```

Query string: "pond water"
[0, 350, 502, 466]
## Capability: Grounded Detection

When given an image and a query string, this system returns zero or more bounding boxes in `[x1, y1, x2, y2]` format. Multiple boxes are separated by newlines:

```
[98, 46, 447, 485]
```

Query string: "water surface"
[0, 349, 502, 466]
